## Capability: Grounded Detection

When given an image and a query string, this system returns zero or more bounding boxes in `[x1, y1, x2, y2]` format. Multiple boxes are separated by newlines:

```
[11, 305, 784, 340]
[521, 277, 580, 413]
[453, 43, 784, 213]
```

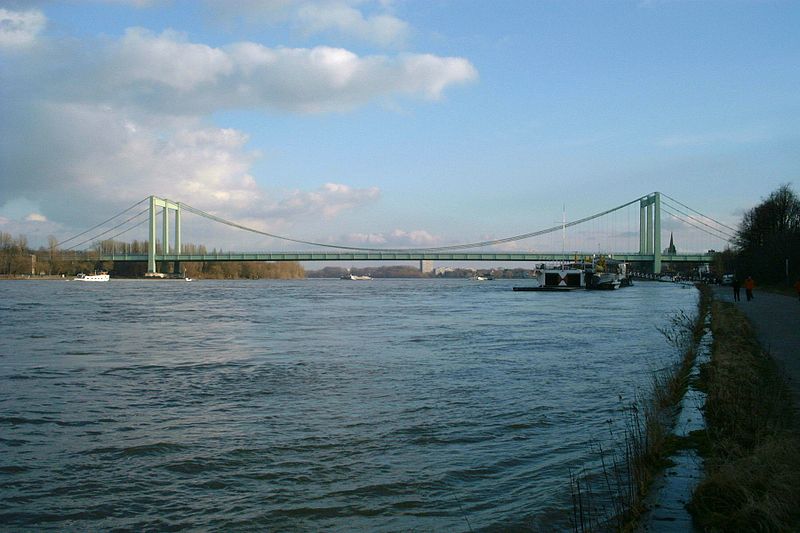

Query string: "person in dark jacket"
[744, 276, 755, 301]
[731, 277, 741, 301]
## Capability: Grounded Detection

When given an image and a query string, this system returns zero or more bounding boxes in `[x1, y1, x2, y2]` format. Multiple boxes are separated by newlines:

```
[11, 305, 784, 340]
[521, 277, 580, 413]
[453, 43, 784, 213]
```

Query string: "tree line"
[731, 184, 800, 284]
[0, 235, 304, 279]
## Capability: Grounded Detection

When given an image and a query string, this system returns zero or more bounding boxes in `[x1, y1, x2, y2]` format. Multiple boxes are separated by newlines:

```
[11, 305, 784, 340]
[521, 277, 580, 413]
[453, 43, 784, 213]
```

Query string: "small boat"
[586, 272, 622, 290]
[184, 277, 193, 282]
[341, 274, 372, 280]
[74, 271, 110, 282]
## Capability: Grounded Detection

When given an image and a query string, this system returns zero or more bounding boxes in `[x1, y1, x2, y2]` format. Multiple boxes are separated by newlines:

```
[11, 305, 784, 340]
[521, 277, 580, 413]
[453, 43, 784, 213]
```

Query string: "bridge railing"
[100, 251, 714, 263]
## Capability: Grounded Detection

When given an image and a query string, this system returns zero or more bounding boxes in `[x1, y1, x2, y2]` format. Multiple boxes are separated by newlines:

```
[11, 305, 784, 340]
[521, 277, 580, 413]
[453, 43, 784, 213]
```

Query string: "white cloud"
[343, 228, 441, 247]
[0, 101, 382, 240]
[389, 228, 438, 245]
[205, 0, 409, 47]
[0, 12, 477, 247]
[0, 8, 45, 49]
[273, 182, 380, 218]
[91, 29, 476, 113]
[346, 232, 387, 244]
[296, 1, 408, 47]
[111, 28, 234, 91]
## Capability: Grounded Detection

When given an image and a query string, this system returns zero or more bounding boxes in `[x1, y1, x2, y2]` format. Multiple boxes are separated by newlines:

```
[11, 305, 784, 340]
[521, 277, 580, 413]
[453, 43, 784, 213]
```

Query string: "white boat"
[74, 271, 110, 282]
[184, 277, 193, 282]
[341, 274, 372, 280]
[587, 272, 622, 290]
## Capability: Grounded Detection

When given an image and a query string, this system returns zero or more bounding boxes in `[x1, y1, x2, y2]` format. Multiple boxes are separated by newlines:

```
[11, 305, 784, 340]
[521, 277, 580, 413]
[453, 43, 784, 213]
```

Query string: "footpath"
[714, 285, 800, 413]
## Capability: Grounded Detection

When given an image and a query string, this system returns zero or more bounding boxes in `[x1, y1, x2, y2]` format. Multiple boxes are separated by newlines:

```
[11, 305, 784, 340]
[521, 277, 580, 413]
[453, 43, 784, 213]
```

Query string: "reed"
[569, 284, 711, 531]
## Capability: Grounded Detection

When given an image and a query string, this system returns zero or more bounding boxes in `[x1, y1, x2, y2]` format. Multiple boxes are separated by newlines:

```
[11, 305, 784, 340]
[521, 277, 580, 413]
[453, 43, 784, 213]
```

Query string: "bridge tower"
[639, 192, 662, 274]
[148, 196, 181, 274]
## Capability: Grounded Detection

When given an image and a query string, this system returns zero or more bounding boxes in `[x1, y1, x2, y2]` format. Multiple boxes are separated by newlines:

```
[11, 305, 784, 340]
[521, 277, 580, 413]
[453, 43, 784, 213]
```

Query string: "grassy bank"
[688, 300, 800, 530]
[570, 284, 711, 530]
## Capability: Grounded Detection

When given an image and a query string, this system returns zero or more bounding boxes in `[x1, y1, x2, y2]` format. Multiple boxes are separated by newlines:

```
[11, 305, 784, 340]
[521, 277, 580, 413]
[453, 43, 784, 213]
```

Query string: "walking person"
[794, 277, 800, 301]
[744, 275, 755, 301]
[731, 277, 741, 302]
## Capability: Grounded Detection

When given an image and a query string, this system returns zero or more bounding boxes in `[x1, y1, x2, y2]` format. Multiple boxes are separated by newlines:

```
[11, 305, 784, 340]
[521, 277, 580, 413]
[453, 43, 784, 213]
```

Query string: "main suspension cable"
[661, 199, 736, 239]
[180, 196, 644, 252]
[56, 197, 149, 247]
[661, 192, 738, 233]
[63, 207, 150, 251]
[661, 206, 733, 242]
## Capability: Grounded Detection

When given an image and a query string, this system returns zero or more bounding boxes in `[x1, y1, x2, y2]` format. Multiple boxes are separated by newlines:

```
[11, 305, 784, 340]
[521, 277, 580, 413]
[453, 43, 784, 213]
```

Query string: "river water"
[0, 278, 697, 531]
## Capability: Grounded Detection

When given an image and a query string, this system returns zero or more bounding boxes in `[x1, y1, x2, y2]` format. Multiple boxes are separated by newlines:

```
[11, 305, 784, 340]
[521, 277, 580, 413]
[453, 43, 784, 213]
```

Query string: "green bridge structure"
[93, 192, 723, 274]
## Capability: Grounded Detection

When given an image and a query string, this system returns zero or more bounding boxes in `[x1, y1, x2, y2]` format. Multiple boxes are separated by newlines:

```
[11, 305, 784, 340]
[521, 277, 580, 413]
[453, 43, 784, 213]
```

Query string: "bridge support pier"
[147, 196, 182, 274]
[639, 192, 662, 274]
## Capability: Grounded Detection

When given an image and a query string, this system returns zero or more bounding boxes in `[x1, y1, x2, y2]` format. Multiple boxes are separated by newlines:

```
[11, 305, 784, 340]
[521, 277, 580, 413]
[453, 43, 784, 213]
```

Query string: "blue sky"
[1, 1, 798, 253]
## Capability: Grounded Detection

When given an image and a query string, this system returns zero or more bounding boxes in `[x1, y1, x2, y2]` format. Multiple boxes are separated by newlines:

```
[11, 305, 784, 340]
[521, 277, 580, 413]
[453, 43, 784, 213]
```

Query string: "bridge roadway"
[100, 251, 713, 263]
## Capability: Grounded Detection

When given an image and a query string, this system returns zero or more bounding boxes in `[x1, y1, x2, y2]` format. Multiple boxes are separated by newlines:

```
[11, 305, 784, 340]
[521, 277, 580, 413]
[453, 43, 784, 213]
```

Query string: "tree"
[735, 184, 800, 283]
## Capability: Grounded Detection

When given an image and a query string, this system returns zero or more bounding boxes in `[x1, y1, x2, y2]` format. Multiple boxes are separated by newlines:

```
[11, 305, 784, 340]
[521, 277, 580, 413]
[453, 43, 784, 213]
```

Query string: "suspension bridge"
[58, 192, 735, 274]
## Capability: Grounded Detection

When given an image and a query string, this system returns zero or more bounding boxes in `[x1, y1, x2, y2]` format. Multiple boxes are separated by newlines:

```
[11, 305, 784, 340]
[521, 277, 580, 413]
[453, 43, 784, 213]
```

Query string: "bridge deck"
[100, 252, 713, 263]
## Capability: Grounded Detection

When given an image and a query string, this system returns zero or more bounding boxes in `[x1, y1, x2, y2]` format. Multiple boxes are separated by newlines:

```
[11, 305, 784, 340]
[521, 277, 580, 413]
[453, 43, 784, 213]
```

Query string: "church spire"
[665, 232, 676, 255]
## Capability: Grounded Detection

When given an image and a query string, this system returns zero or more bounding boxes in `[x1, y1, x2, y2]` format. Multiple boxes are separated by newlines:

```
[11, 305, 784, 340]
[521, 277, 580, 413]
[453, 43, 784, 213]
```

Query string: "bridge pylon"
[148, 196, 181, 274]
[639, 192, 662, 273]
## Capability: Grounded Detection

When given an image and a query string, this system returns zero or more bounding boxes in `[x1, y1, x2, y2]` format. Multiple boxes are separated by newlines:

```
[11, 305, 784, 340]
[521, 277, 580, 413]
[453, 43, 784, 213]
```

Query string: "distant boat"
[74, 271, 110, 282]
[341, 274, 372, 280]
[471, 274, 494, 281]
[184, 277, 193, 282]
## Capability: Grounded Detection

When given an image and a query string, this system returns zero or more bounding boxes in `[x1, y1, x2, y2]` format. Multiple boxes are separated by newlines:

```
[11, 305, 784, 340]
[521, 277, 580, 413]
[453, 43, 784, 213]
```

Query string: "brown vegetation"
[688, 301, 800, 530]
[0, 234, 304, 279]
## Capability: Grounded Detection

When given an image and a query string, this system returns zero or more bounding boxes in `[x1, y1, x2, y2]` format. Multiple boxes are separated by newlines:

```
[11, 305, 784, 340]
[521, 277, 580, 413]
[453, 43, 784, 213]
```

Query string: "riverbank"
[685, 288, 800, 529]
[572, 282, 800, 530]
[0, 274, 70, 280]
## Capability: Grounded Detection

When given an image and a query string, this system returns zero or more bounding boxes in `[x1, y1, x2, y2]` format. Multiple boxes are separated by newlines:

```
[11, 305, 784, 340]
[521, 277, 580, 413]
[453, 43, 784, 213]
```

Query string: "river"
[0, 278, 697, 531]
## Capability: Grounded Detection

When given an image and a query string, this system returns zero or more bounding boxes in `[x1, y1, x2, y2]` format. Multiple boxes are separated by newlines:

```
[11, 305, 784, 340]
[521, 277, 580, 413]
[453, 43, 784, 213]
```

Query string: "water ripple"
[0, 279, 697, 530]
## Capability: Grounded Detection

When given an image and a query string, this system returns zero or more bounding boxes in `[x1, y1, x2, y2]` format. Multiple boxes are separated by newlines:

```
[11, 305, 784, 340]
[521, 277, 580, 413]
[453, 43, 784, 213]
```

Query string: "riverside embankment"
[684, 286, 800, 530]
[639, 283, 800, 531]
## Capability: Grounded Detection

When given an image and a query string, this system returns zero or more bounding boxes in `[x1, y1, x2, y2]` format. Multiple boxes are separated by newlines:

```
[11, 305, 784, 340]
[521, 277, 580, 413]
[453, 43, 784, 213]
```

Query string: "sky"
[1, 0, 798, 254]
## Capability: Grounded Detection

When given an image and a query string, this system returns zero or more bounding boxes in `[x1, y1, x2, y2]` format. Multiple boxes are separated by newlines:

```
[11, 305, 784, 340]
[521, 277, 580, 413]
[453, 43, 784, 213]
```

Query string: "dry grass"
[688, 300, 800, 530]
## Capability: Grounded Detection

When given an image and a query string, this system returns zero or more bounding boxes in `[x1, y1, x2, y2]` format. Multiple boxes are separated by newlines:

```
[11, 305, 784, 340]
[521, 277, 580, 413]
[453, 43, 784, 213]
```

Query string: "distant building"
[419, 260, 434, 273]
[663, 232, 677, 255]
